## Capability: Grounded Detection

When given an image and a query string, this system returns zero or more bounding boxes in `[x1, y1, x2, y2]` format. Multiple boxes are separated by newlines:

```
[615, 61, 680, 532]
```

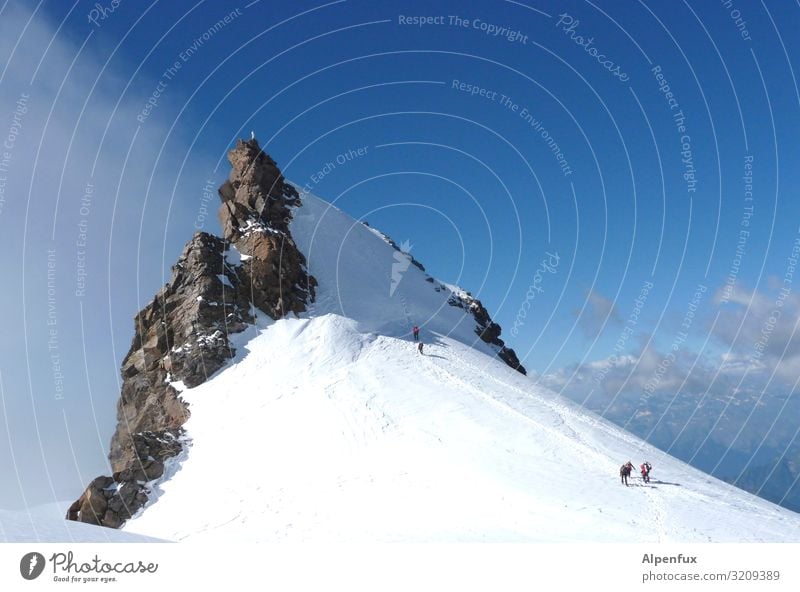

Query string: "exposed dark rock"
[68, 138, 316, 529]
[496, 345, 525, 374]
[447, 290, 527, 375]
[109, 232, 252, 473]
[218, 138, 301, 238]
[66, 476, 114, 525]
[218, 139, 316, 315]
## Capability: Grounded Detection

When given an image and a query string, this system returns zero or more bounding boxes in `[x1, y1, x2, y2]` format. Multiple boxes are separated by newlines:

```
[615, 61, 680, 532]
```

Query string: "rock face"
[68, 139, 315, 528]
[446, 290, 527, 375]
[217, 141, 314, 317]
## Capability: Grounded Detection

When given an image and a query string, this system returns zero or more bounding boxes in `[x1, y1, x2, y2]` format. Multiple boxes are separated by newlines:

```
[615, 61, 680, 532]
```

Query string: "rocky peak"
[68, 139, 315, 529]
[218, 138, 300, 238]
[219, 139, 315, 318]
[68, 138, 524, 529]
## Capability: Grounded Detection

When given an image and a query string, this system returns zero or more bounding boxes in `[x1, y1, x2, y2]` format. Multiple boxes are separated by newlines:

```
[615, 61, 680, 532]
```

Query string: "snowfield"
[121, 192, 800, 542]
[0, 503, 161, 542]
[124, 314, 800, 542]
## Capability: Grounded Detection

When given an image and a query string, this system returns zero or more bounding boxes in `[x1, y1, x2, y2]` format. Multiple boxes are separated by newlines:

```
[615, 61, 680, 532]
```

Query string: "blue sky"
[1, 0, 799, 509]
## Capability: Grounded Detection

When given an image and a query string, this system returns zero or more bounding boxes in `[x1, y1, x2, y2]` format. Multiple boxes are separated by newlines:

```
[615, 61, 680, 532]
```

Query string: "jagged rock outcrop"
[219, 141, 315, 317]
[446, 290, 527, 375]
[68, 139, 315, 528]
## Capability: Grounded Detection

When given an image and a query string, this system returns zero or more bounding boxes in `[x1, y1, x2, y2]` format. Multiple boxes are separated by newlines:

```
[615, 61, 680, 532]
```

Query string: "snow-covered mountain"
[65, 139, 800, 542]
[120, 173, 796, 543]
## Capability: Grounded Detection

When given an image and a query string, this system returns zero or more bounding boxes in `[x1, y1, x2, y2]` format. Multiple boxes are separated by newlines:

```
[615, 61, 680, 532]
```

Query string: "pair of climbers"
[619, 460, 654, 486]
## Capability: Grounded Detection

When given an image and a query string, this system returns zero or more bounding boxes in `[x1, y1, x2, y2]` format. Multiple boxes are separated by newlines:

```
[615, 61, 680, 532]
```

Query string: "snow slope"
[122, 192, 800, 542]
[289, 189, 511, 362]
[1, 503, 161, 542]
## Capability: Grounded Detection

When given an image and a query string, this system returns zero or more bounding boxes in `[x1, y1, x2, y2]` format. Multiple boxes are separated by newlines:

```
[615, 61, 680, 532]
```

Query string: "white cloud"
[712, 283, 800, 384]
[540, 281, 800, 473]
[574, 288, 621, 337]
[0, 2, 215, 509]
